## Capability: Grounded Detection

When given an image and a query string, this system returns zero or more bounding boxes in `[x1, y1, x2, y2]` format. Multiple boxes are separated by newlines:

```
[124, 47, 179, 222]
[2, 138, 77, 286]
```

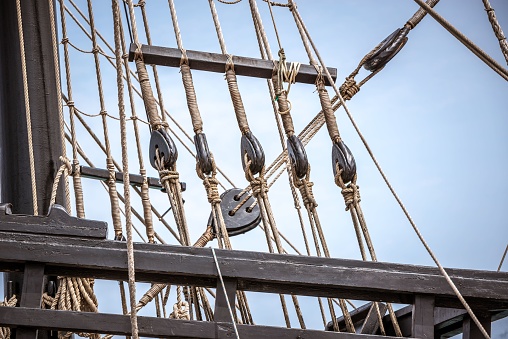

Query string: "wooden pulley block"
[149, 128, 178, 170]
[287, 134, 308, 179]
[241, 131, 265, 175]
[332, 139, 356, 184]
[194, 132, 214, 175]
[364, 26, 410, 72]
[210, 188, 261, 237]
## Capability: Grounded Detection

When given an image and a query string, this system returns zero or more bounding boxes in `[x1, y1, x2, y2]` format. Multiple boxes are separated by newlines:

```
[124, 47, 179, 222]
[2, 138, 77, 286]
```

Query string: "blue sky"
[2, 0, 508, 337]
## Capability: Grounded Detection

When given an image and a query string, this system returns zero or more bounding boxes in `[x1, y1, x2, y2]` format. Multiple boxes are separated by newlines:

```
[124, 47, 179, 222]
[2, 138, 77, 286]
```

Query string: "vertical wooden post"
[412, 295, 435, 339]
[463, 311, 491, 339]
[214, 278, 238, 339]
[16, 263, 46, 339]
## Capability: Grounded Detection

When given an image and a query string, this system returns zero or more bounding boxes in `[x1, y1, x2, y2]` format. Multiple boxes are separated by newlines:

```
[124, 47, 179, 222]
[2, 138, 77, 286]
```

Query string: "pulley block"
[332, 139, 356, 184]
[364, 26, 410, 72]
[241, 131, 265, 175]
[287, 134, 309, 179]
[194, 132, 214, 175]
[149, 129, 178, 170]
[210, 188, 261, 237]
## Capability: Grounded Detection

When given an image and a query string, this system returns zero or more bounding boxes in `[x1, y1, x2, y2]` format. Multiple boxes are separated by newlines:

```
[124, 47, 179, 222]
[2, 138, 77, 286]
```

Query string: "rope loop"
[339, 77, 360, 101]
[202, 175, 221, 205]
[170, 301, 190, 319]
[159, 169, 180, 186]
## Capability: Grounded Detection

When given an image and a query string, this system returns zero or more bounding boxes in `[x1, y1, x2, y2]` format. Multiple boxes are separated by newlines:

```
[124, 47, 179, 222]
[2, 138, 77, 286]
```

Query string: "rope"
[481, 0, 508, 65]
[113, 1, 139, 338]
[412, 0, 508, 81]
[498, 243, 508, 272]
[0, 295, 17, 339]
[289, 1, 493, 337]
[15, 0, 39, 216]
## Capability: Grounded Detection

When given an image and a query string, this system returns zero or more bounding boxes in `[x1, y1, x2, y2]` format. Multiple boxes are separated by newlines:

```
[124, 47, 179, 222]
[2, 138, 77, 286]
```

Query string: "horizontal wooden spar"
[128, 43, 337, 85]
[79, 166, 167, 191]
[0, 307, 396, 339]
[0, 231, 507, 309]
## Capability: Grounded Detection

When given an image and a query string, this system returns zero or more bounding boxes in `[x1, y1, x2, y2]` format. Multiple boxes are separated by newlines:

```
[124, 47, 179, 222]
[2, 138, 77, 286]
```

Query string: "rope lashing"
[0, 295, 17, 339]
[339, 77, 360, 101]
[481, 0, 508, 65]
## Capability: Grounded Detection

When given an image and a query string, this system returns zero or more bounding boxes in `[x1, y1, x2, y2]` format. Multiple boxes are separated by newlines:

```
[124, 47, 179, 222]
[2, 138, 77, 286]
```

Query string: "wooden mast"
[0, 1, 64, 337]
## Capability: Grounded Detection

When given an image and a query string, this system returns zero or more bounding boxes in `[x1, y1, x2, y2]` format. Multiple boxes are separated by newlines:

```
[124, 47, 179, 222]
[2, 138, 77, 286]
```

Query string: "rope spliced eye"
[149, 129, 178, 170]
[209, 188, 261, 237]
[287, 135, 308, 179]
[241, 131, 265, 175]
[363, 26, 410, 72]
[194, 133, 214, 175]
[332, 140, 356, 184]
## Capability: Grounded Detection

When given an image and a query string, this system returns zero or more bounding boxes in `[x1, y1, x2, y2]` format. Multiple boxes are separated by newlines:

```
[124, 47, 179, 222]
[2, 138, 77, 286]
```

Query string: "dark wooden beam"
[0, 306, 405, 339]
[80, 166, 165, 191]
[462, 312, 491, 339]
[0, 231, 507, 310]
[16, 263, 46, 339]
[412, 295, 434, 339]
[214, 278, 237, 323]
[0, 203, 107, 239]
[128, 43, 337, 85]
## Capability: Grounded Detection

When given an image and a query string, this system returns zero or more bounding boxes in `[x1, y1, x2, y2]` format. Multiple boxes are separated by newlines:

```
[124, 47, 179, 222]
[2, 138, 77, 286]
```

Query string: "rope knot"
[170, 300, 190, 320]
[180, 48, 189, 66]
[135, 0, 146, 7]
[59, 156, 73, 175]
[66, 100, 75, 107]
[225, 54, 235, 72]
[340, 182, 360, 211]
[61, 37, 69, 44]
[134, 42, 144, 61]
[91, 47, 100, 54]
[339, 77, 360, 101]
[159, 170, 180, 186]
[100, 109, 108, 116]
[249, 176, 268, 198]
[202, 176, 221, 204]
[295, 178, 318, 209]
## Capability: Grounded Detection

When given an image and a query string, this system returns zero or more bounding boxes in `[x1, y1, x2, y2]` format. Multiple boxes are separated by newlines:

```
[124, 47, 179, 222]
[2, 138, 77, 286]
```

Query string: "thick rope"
[15, 0, 38, 216]
[481, 0, 508, 65]
[412, 0, 508, 81]
[114, 1, 139, 338]
[0, 295, 17, 339]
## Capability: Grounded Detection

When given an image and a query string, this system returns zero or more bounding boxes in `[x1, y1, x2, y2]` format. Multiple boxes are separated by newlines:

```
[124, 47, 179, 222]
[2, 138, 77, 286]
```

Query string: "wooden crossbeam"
[0, 306, 397, 339]
[0, 231, 507, 309]
[128, 43, 338, 85]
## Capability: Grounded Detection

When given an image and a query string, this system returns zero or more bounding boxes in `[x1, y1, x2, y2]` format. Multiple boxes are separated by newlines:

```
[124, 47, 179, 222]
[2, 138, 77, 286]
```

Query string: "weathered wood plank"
[0, 203, 107, 239]
[80, 166, 164, 191]
[128, 43, 337, 85]
[0, 306, 402, 339]
[0, 231, 507, 309]
[214, 278, 237, 323]
[412, 295, 434, 339]
[16, 263, 45, 339]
